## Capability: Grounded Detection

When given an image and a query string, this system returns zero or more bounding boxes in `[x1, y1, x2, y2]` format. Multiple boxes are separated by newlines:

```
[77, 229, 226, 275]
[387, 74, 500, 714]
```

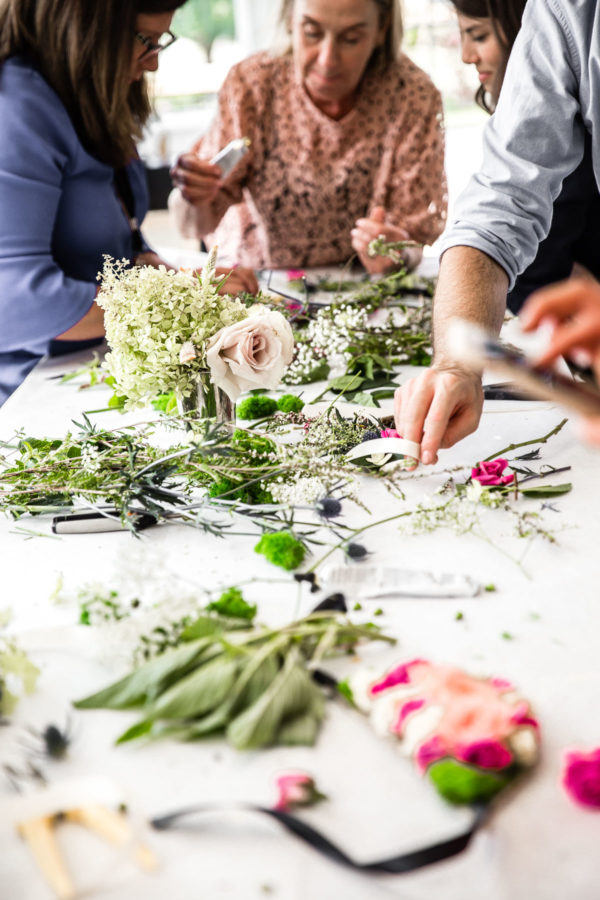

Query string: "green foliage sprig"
[74, 611, 396, 750]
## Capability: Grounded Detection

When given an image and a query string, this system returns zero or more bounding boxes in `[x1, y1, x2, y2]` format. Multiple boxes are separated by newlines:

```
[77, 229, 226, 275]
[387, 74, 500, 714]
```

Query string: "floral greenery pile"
[74, 609, 395, 750]
[97, 252, 248, 407]
[278, 269, 434, 405]
[0, 412, 572, 574]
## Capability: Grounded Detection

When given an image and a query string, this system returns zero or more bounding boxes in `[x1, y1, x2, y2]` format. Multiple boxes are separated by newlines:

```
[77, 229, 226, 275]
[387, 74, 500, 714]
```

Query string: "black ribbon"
[151, 801, 489, 873]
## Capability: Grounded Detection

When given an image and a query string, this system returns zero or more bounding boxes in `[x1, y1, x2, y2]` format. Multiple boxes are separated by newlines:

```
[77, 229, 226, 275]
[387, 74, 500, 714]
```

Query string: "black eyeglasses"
[135, 30, 177, 56]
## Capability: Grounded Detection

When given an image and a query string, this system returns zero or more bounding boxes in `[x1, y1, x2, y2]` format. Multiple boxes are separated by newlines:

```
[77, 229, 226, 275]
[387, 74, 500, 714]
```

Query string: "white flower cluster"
[284, 303, 377, 384]
[271, 476, 327, 506]
[81, 444, 102, 474]
[398, 495, 480, 537]
[97, 256, 248, 407]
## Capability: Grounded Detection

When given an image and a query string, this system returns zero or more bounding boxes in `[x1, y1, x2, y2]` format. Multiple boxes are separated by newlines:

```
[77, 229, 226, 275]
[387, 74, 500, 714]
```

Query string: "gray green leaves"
[74, 612, 395, 751]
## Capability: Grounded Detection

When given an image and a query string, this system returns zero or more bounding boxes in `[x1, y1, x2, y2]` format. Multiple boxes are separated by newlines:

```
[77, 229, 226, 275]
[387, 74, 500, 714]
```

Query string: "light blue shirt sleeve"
[439, 0, 586, 289]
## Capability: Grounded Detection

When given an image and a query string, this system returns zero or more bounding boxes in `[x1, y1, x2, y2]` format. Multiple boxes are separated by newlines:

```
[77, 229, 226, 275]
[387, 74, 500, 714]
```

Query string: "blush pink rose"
[273, 772, 325, 812]
[563, 748, 600, 809]
[471, 458, 515, 486]
[206, 305, 294, 401]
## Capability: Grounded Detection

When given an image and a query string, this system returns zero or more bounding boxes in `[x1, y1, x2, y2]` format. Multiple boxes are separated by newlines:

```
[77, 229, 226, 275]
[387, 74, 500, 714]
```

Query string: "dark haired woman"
[451, 0, 600, 314]
[0, 0, 256, 405]
[170, 0, 447, 275]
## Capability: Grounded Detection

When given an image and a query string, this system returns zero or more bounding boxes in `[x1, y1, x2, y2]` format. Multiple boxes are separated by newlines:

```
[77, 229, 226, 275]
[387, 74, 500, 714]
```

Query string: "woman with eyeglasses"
[451, 0, 600, 314]
[0, 0, 257, 405]
[169, 0, 447, 275]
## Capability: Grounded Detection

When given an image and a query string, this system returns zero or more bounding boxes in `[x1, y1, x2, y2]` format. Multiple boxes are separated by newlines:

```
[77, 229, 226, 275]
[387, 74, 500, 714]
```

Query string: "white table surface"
[1, 347, 599, 900]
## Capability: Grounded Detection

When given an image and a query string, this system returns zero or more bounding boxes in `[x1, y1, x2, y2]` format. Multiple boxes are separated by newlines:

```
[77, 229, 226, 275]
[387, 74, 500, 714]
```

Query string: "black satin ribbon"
[151, 801, 489, 873]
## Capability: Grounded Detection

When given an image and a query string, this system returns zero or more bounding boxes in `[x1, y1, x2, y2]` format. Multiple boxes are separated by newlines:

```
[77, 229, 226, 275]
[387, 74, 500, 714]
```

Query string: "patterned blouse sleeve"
[194, 61, 259, 224]
[379, 82, 447, 246]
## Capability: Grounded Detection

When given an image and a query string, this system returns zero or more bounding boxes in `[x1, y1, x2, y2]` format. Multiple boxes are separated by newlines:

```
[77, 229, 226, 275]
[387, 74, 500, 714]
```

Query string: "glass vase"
[178, 371, 235, 428]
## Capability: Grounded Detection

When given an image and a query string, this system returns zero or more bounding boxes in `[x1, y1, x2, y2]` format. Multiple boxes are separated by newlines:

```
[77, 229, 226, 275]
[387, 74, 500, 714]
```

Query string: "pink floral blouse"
[184, 51, 447, 268]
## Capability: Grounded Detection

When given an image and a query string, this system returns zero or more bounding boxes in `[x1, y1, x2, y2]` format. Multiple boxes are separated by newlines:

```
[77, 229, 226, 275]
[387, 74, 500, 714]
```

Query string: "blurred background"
[141, 0, 488, 254]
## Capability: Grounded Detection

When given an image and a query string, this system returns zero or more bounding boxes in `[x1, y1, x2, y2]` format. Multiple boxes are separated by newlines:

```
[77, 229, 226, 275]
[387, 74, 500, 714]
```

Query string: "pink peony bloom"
[273, 772, 326, 812]
[471, 458, 515, 486]
[563, 748, 600, 809]
[380, 428, 402, 439]
[456, 739, 513, 770]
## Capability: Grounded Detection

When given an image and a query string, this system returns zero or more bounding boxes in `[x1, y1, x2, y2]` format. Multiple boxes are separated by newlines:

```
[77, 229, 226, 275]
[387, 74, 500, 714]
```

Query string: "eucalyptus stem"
[484, 418, 568, 462]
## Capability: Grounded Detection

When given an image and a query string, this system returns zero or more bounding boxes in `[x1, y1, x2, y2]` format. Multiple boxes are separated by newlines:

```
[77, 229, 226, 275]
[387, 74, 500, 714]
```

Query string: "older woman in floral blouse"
[170, 0, 447, 274]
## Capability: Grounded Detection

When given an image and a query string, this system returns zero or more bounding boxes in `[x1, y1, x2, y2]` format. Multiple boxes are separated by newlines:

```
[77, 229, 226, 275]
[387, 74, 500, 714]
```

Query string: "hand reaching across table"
[521, 278, 600, 444]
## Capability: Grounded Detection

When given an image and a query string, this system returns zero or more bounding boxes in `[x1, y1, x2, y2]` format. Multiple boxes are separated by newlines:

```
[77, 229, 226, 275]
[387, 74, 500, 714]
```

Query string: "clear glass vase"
[177, 371, 235, 428]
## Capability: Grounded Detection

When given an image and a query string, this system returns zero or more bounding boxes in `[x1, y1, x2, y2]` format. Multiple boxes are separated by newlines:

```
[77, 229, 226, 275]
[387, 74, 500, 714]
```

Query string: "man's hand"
[392, 246, 508, 463]
[351, 207, 421, 275]
[394, 366, 484, 464]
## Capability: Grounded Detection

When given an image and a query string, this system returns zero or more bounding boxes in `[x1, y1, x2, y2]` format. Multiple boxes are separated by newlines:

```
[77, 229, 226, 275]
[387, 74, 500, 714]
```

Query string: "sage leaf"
[148, 655, 240, 720]
[521, 482, 572, 497]
[226, 650, 323, 750]
[73, 638, 213, 710]
[276, 712, 321, 746]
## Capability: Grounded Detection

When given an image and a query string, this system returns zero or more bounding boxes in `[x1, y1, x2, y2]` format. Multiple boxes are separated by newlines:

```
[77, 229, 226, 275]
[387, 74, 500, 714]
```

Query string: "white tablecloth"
[1, 348, 599, 900]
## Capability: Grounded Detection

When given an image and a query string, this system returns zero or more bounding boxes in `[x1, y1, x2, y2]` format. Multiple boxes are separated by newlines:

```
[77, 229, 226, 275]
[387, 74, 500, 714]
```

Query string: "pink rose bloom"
[471, 458, 515, 486]
[206, 305, 294, 401]
[286, 269, 306, 281]
[273, 772, 325, 812]
[457, 739, 513, 770]
[380, 428, 402, 439]
[563, 748, 600, 809]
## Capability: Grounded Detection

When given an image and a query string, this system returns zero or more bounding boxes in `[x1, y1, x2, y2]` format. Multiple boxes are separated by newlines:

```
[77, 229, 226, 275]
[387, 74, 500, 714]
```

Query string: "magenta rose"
[471, 458, 515, 486]
[380, 428, 402, 439]
[563, 748, 600, 809]
[457, 740, 513, 770]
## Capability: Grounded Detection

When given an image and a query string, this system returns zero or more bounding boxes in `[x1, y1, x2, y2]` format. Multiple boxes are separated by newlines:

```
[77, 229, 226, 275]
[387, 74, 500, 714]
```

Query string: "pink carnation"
[273, 772, 325, 812]
[416, 735, 447, 771]
[563, 748, 600, 809]
[392, 698, 426, 735]
[457, 739, 513, 770]
[370, 659, 426, 695]
[471, 458, 515, 486]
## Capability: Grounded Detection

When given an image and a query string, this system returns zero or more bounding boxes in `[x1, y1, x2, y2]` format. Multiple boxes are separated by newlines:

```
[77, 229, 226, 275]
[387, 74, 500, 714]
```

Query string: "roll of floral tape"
[346, 437, 420, 470]
[348, 659, 540, 805]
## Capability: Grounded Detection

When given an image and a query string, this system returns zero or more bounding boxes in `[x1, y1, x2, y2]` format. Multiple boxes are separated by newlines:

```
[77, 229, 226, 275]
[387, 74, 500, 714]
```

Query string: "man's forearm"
[432, 246, 509, 367]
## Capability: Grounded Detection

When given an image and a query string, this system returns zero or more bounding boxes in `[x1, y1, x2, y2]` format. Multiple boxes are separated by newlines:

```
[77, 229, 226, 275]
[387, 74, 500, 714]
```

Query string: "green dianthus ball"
[254, 531, 306, 570]
[276, 394, 304, 413]
[427, 758, 511, 805]
[236, 396, 278, 420]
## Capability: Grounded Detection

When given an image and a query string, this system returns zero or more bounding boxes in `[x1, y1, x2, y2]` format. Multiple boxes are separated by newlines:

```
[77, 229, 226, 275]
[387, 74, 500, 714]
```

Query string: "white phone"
[209, 137, 251, 178]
